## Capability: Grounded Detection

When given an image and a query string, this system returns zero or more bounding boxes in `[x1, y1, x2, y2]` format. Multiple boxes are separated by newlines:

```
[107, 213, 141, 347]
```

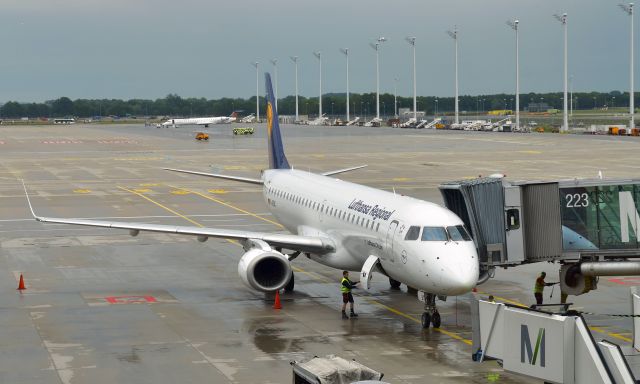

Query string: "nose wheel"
[420, 293, 441, 329]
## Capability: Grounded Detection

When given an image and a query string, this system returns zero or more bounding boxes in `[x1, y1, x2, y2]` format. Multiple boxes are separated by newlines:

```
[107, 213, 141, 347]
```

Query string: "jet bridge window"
[421, 227, 448, 241]
[447, 225, 472, 241]
[506, 209, 520, 230]
[404, 226, 421, 240]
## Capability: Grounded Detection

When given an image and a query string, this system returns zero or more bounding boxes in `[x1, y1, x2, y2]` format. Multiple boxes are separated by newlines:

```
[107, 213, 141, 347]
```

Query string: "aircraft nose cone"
[444, 254, 479, 295]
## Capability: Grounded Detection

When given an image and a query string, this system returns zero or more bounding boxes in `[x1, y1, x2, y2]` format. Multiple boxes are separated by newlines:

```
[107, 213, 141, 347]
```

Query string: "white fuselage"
[262, 169, 479, 296]
[161, 116, 235, 127]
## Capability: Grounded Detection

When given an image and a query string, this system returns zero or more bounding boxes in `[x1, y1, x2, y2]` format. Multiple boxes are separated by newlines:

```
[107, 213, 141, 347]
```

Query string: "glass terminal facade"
[561, 184, 640, 250]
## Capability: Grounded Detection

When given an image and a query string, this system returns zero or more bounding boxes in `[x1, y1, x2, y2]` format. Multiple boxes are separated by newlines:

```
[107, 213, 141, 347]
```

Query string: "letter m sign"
[521, 324, 545, 367]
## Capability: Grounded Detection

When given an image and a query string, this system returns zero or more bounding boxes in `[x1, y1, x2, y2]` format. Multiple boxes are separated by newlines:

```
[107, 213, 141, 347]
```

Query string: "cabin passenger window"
[447, 225, 472, 241]
[404, 226, 420, 240]
[421, 227, 448, 241]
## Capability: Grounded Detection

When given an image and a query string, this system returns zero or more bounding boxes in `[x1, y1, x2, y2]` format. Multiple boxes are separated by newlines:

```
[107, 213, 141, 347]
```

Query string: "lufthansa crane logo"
[266, 102, 274, 137]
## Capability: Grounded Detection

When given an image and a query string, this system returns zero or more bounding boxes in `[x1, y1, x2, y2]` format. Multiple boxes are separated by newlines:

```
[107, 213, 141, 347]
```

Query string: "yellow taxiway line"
[167, 185, 283, 228]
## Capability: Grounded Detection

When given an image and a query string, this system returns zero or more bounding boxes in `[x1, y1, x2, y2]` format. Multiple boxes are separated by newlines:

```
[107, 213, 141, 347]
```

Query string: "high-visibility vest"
[534, 277, 545, 293]
[341, 277, 351, 293]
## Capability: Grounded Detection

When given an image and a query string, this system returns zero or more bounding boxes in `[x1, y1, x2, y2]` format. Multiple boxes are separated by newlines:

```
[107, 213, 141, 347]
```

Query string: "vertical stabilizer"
[265, 73, 290, 170]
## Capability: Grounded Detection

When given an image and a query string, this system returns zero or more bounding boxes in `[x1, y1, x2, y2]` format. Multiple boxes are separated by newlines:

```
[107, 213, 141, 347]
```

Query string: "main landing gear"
[388, 277, 401, 289]
[284, 272, 295, 292]
[420, 293, 441, 329]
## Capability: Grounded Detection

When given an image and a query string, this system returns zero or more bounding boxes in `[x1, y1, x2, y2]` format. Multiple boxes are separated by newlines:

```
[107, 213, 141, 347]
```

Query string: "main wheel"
[431, 311, 441, 328]
[389, 278, 401, 289]
[284, 273, 295, 292]
[421, 312, 431, 329]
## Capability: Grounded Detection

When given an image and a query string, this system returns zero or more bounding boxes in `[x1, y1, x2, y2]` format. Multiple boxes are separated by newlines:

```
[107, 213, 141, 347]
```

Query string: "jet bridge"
[439, 177, 640, 296]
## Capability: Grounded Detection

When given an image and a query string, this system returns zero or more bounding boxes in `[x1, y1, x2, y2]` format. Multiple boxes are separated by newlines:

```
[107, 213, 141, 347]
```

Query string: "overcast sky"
[0, 0, 634, 102]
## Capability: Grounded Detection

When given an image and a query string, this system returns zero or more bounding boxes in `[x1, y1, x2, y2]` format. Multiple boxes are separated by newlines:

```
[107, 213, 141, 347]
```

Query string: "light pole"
[406, 37, 417, 122]
[446, 27, 459, 124]
[290, 56, 299, 121]
[436, 99, 439, 115]
[251, 62, 259, 122]
[554, 13, 569, 132]
[507, 19, 520, 131]
[370, 37, 386, 120]
[270, 59, 278, 112]
[313, 51, 322, 118]
[570, 75, 574, 116]
[340, 48, 350, 121]
[620, 3, 635, 129]
[393, 77, 398, 118]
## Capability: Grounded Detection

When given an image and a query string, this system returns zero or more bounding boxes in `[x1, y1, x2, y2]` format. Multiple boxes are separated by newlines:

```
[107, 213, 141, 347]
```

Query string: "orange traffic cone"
[273, 290, 282, 309]
[17, 274, 26, 291]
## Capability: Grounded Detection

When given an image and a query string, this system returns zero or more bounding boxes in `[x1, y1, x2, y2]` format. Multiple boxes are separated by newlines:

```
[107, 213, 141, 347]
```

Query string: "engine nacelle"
[238, 248, 292, 292]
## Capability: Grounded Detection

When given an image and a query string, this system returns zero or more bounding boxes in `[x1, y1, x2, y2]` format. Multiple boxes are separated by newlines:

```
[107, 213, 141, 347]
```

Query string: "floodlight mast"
[394, 77, 398, 118]
[620, 3, 635, 130]
[290, 56, 299, 121]
[270, 59, 278, 112]
[313, 51, 322, 118]
[340, 48, 350, 121]
[371, 37, 386, 119]
[251, 62, 259, 122]
[554, 13, 569, 132]
[507, 19, 520, 131]
[406, 37, 417, 122]
[446, 27, 459, 124]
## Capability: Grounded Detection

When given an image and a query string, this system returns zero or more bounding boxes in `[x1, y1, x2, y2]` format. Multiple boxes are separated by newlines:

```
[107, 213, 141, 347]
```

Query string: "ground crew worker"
[533, 272, 556, 305]
[341, 271, 359, 319]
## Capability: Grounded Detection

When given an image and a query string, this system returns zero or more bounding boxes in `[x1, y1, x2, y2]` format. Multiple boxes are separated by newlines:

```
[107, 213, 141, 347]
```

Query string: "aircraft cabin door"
[385, 220, 399, 262]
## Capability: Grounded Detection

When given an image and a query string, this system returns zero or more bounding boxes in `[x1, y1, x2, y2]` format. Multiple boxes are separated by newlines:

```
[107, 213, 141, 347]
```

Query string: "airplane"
[157, 112, 238, 128]
[24, 74, 479, 329]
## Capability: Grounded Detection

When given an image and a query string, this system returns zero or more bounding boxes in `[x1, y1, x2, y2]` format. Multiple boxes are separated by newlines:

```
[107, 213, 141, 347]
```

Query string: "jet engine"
[238, 248, 292, 292]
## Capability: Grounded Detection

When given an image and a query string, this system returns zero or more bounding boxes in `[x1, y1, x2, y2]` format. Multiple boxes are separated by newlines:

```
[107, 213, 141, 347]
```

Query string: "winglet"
[322, 165, 368, 177]
[21, 179, 40, 220]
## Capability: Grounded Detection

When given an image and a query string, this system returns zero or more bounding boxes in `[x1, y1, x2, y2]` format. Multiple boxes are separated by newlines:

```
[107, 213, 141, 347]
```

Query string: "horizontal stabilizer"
[164, 168, 263, 185]
[322, 165, 367, 177]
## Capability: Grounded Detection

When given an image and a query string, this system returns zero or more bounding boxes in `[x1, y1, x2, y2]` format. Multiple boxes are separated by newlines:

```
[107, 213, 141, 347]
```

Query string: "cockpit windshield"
[447, 225, 472, 241]
[404, 226, 421, 241]
[421, 226, 448, 241]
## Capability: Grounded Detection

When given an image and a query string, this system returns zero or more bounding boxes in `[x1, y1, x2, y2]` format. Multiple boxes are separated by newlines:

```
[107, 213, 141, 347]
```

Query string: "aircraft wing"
[23, 181, 333, 254]
[32, 215, 335, 254]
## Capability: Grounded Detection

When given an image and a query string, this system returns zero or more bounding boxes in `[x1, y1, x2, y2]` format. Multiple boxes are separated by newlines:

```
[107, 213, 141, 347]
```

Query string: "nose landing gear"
[420, 292, 441, 328]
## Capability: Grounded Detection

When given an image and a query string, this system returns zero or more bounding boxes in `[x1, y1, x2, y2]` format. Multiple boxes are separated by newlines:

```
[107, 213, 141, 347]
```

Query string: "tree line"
[0, 91, 634, 119]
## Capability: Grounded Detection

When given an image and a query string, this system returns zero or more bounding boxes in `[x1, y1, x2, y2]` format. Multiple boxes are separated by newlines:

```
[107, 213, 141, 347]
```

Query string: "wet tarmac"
[1, 123, 639, 383]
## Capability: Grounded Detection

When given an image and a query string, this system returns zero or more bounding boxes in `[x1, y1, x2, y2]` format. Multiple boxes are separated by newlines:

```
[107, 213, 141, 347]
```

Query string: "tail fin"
[265, 73, 290, 170]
